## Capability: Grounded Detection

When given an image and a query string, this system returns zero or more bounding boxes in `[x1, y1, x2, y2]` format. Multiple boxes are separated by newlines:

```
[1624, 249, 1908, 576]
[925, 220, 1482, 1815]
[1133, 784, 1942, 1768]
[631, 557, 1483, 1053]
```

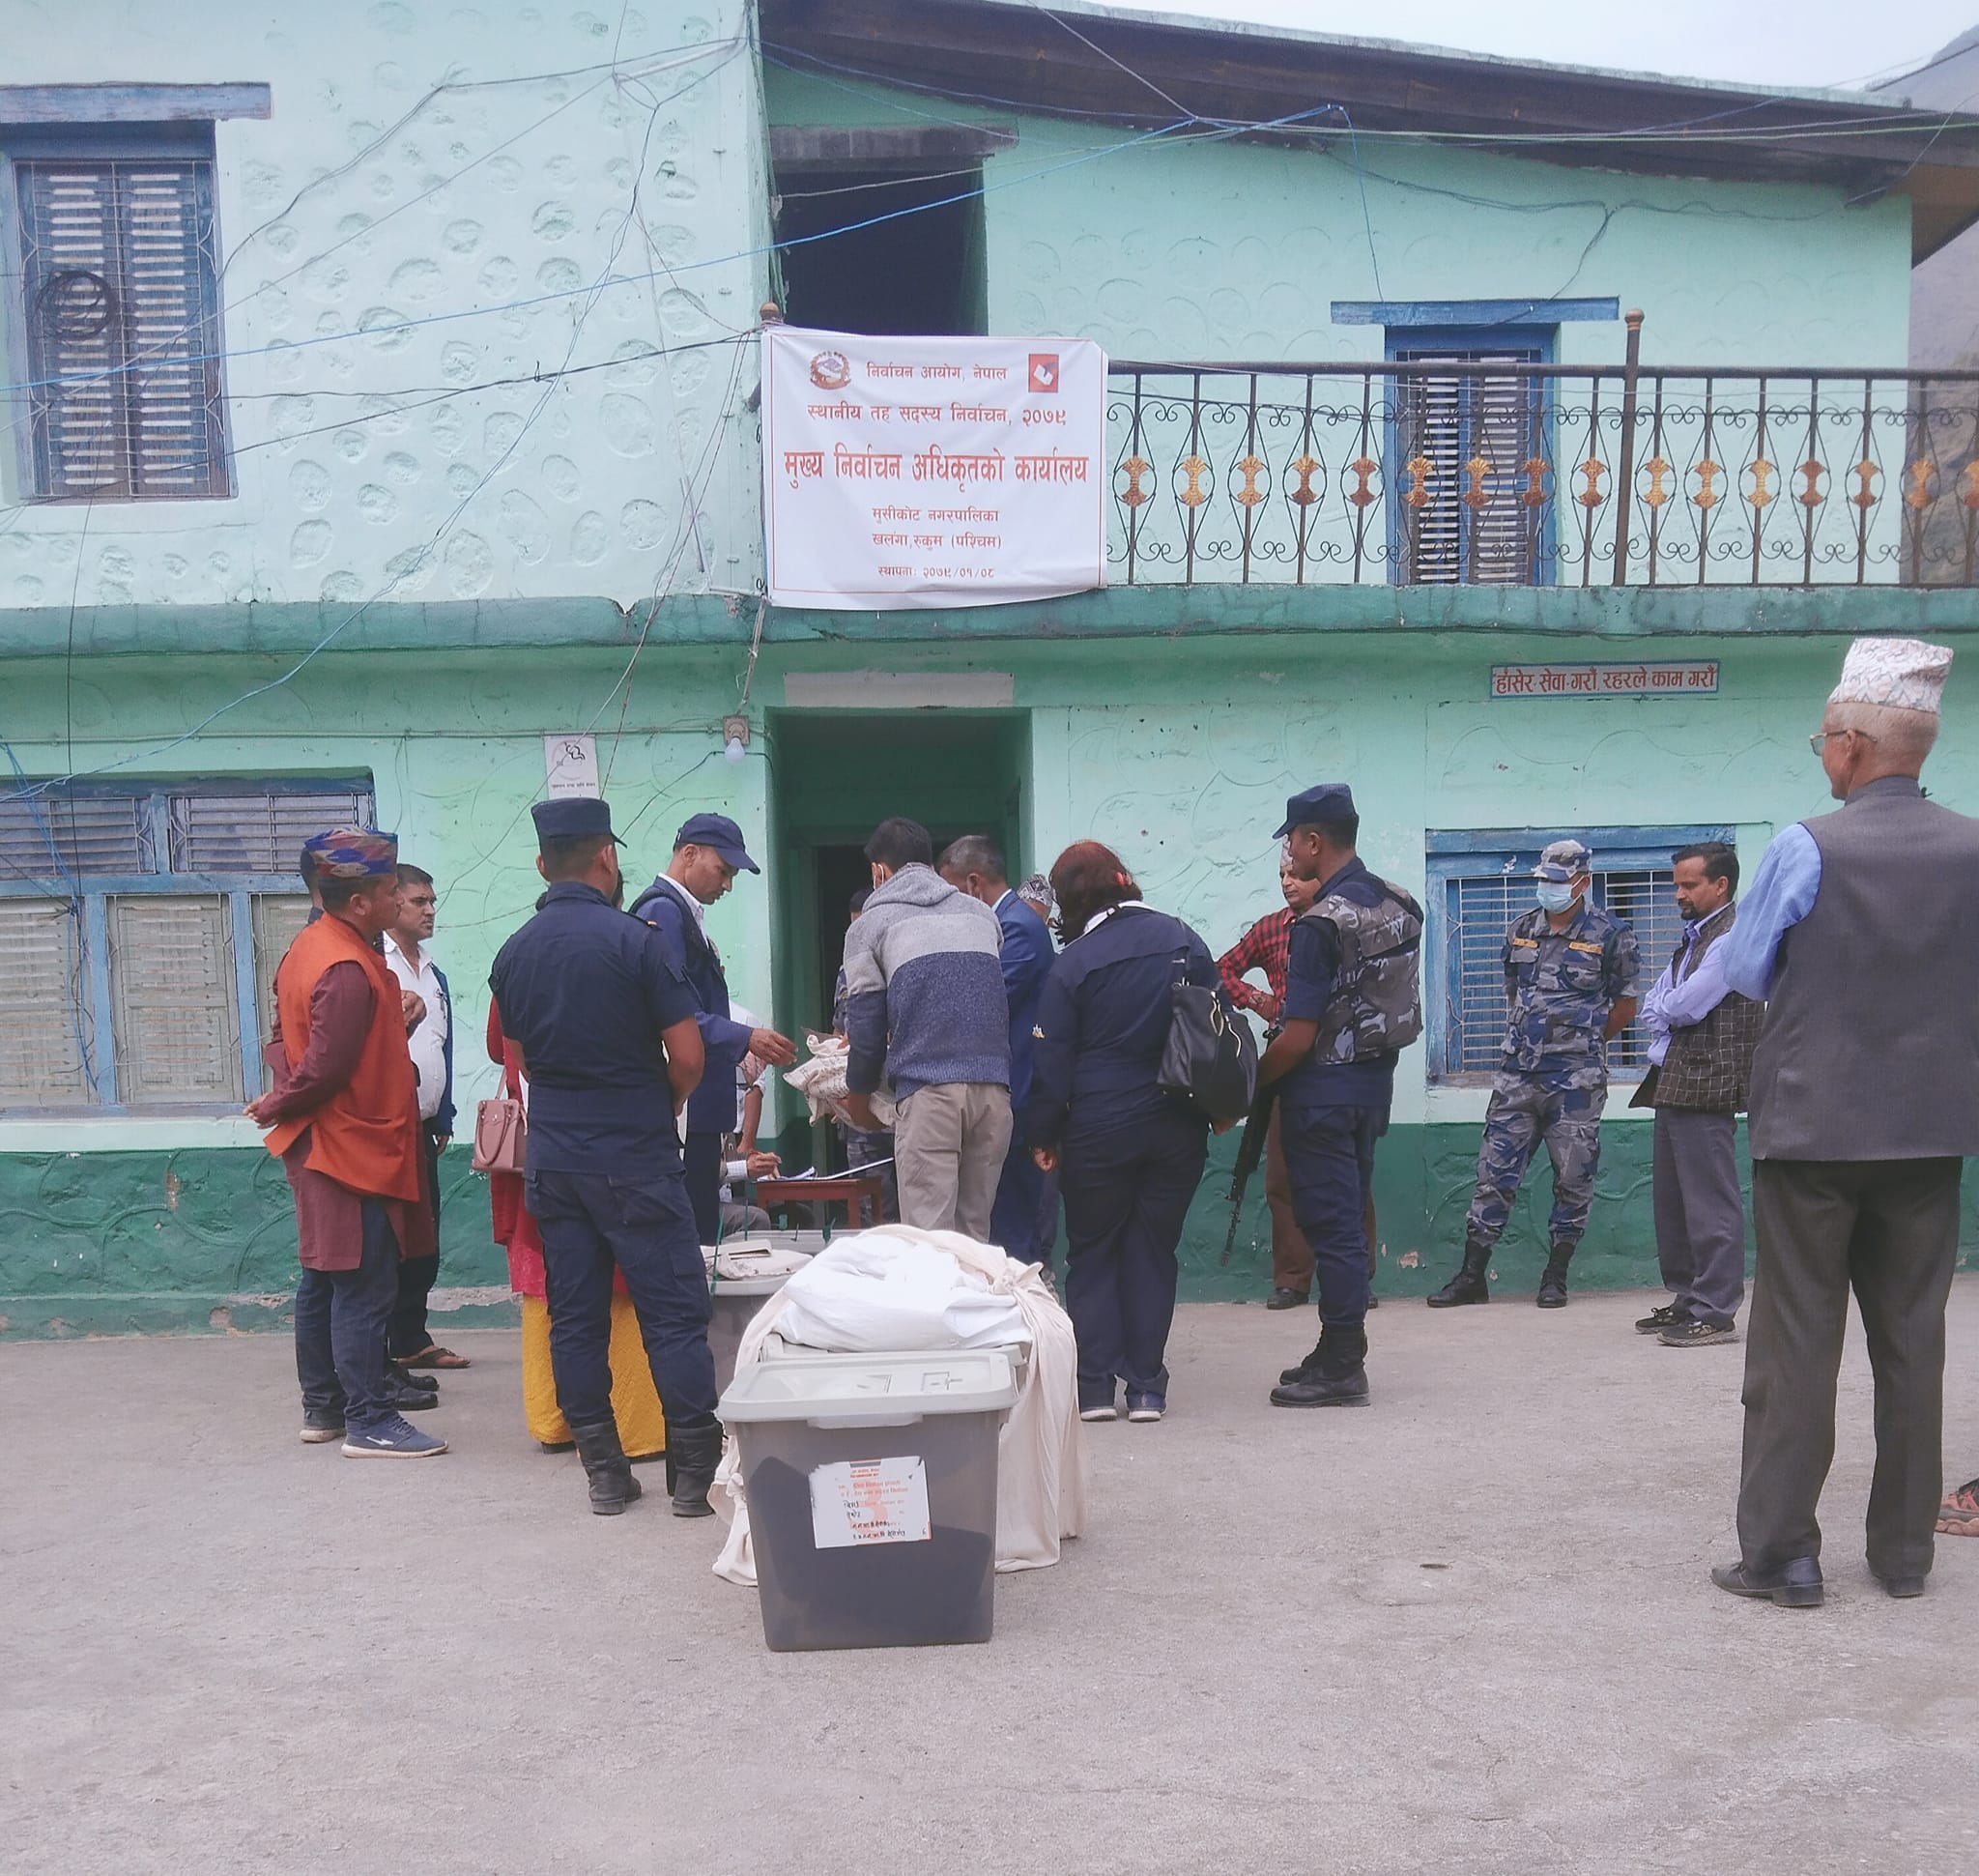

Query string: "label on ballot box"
[809, 1456, 932, 1548]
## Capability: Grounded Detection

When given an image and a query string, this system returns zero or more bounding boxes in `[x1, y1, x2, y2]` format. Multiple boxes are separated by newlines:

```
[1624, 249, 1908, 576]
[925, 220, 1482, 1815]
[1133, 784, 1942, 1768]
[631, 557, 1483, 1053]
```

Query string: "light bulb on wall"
[721, 714, 750, 765]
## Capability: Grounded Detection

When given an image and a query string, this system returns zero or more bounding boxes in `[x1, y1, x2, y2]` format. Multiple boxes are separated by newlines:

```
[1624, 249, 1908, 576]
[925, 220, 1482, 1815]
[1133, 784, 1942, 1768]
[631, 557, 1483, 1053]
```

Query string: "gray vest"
[1651, 903, 1764, 1113]
[1748, 775, 1979, 1161]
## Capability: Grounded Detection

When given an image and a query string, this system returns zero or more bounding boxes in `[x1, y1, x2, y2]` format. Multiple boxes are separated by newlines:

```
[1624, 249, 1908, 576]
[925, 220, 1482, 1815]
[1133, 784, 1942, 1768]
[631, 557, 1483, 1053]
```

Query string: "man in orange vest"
[246, 828, 446, 1459]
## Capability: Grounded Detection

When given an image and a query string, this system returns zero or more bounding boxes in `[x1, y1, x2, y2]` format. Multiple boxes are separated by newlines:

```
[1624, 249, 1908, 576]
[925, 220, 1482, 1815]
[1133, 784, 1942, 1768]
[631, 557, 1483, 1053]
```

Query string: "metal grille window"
[1391, 332, 1549, 587]
[12, 133, 231, 501]
[1424, 825, 1733, 1084]
[0, 778, 374, 1112]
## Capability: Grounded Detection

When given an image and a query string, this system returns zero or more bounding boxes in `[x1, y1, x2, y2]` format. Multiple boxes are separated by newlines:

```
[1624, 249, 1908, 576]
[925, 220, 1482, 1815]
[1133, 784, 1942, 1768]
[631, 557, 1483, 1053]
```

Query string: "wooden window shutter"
[1394, 344, 1543, 586]
[106, 893, 243, 1103]
[0, 899, 93, 1105]
[249, 893, 314, 1088]
[15, 158, 230, 500]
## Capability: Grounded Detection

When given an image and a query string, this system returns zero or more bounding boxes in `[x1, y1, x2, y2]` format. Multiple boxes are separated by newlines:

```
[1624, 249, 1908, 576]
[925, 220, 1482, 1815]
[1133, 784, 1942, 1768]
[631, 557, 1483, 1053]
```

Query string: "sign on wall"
[543, 734, 600, 797]
[1490, 662, 1720, 700]
[761, 324, 1106, 610]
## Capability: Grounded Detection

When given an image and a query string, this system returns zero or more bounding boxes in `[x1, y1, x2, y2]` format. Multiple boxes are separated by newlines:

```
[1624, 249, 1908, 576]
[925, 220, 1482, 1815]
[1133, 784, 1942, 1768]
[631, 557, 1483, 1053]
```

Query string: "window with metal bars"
[8, 122, 231, 501]
[1423, 825, 1734, 1085]
[0, 778, 374, 1112]
[1389, 328, 1550, 586]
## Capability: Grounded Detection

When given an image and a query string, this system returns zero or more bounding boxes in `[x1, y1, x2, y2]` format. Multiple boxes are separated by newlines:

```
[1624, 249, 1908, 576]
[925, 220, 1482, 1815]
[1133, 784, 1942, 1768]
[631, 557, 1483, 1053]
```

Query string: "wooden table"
[750, 1173, 887, 1232]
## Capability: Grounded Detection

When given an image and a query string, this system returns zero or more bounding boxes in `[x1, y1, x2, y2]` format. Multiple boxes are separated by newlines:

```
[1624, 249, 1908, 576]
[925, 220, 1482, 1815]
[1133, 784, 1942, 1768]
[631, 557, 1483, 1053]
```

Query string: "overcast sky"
[1105, 0, 1978, 93]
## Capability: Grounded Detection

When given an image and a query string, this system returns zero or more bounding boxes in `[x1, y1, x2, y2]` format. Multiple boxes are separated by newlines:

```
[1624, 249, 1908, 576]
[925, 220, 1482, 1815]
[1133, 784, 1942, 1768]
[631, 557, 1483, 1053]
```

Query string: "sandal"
[402, 1344, 472, 1370]
[1937, 1478, 1979, 1537]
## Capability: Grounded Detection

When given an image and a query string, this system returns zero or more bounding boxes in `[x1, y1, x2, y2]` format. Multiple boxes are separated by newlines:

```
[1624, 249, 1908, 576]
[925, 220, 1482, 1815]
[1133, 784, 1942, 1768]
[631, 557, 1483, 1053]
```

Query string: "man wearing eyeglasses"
[1709, 636, 1979, 1610]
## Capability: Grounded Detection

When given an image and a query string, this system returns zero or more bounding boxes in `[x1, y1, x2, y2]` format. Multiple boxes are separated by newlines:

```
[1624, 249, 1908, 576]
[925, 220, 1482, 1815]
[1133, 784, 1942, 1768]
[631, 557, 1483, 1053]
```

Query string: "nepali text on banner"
[762, 325, 1107, 610]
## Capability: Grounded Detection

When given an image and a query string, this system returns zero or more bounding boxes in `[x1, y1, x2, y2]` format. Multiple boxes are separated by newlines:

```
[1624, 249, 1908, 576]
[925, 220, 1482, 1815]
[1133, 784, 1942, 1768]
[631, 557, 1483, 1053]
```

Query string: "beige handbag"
[471, 1097, 528, 1174]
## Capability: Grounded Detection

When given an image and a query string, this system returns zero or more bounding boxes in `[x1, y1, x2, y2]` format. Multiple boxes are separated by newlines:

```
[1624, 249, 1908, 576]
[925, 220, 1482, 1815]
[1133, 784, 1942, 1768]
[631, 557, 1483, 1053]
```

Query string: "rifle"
[1219, 1073, 1279, 1266]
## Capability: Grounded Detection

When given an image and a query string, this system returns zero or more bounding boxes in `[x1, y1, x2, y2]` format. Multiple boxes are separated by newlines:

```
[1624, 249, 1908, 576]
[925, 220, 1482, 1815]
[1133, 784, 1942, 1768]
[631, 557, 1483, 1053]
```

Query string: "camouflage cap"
[1533, 838, 1592, 881]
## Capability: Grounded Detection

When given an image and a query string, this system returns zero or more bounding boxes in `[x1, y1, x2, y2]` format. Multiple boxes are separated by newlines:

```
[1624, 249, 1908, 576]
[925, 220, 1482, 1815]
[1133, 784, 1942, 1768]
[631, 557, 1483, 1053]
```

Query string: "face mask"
[1535, 881, 1577, 913]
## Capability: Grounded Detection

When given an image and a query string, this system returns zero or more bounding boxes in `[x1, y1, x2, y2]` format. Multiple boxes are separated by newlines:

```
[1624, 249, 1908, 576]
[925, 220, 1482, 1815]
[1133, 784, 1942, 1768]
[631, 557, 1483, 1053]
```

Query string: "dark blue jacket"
[1025, 905, 1217, 1150]
[489, 881, 699, 1174]
[995, 889, 1053, 1112]
[631, 875, 754, 1134]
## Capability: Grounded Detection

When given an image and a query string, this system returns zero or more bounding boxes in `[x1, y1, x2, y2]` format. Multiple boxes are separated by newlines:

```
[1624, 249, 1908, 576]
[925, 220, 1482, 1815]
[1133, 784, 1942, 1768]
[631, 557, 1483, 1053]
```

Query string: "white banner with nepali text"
[762, 325, 1106, 610]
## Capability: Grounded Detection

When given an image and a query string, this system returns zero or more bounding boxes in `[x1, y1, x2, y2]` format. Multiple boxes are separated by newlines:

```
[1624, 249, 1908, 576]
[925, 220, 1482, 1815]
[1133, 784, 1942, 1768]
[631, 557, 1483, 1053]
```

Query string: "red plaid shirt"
[1218, 908, 1294, 1014]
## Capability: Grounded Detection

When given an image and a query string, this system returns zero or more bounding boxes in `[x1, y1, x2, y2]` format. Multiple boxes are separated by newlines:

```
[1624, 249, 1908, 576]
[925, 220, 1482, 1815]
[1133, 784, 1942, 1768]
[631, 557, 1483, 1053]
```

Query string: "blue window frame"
[1423, 823, 1734, 1085]
[1386, 324, 1554, 587]
[0, 777, 374, 1112]
[4, 118, 233, 502]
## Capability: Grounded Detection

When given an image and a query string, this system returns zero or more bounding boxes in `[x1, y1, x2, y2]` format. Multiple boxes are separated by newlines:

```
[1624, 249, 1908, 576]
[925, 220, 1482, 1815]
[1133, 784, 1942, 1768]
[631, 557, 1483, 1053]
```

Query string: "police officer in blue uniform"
[1426, 836, 1641, 1311]
[490, 798, 724, 1518]
[629, 813, 794, 1245]
[1256, 786, 1423, 1408]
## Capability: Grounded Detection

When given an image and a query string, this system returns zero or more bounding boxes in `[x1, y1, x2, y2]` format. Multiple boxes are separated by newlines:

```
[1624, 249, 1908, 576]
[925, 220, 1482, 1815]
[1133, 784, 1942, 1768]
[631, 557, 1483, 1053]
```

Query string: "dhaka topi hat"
[531, 797, 622, 846]
[1534, 838, 1592, 882]
[1829, 636, 1953, 715]
[674, 811, 759, 874]
[1273, 783, 1357, 839]
[303, 827, 399, 879]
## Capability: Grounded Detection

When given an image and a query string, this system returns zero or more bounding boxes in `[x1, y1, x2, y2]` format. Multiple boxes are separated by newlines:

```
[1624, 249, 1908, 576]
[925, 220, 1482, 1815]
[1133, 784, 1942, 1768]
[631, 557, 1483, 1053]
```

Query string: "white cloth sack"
[712, 1226, 1085, 1580]
[783, 1032, 897, 1129]
[774, 1227, 1026, 1351]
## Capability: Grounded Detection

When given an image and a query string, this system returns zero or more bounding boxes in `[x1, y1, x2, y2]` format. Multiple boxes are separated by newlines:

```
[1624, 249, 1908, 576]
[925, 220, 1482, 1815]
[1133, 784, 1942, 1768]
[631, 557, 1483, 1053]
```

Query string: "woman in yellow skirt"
[489, 1007, 668, 1461]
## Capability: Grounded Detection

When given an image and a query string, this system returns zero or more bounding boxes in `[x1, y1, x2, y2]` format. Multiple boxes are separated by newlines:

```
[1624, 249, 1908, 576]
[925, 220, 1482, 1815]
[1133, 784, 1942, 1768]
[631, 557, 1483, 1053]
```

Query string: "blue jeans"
[294, 1199, 401, 1431]
[526, 1168, 718, 1432]
[1279, 1102, 1386, 1334]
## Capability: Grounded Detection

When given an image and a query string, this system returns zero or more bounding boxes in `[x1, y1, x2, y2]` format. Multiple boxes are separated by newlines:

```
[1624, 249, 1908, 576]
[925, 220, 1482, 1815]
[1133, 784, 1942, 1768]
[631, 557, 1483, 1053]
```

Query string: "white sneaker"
[1079, 1405, 1118, 1423]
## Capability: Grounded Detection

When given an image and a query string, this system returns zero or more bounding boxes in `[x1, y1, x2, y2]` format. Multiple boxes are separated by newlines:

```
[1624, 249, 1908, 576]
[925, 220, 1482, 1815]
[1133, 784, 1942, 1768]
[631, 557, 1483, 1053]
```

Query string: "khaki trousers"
[894, 1082, 1014, 1241]
[1737, 1156, 1961, 1581]
[1266, 1106, 1377, 1294]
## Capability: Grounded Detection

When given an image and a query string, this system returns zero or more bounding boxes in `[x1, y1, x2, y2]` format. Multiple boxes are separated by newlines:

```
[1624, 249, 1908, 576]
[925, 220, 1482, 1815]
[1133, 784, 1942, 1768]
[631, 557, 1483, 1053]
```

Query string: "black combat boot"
[667, 1418, 724, 1518]
[570, 1419, 642, 1515]
[1536, 1242, 1575, 1309]
[1278, 1339, 1326, 1386]
[1269, 1327, 1369, 1408]
[1426, 1239, 1491, 1308]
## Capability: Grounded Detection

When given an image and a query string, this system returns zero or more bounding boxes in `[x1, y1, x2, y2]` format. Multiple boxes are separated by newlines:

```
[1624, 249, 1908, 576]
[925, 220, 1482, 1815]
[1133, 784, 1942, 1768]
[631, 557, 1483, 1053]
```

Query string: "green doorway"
[765, 709, 1032, 1165]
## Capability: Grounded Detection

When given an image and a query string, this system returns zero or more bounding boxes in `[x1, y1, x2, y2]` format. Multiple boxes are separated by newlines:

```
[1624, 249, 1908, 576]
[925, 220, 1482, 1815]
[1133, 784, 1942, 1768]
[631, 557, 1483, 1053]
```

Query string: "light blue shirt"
[1717, 823, 1823, 1001]
[1639, 908, 1736, 1064]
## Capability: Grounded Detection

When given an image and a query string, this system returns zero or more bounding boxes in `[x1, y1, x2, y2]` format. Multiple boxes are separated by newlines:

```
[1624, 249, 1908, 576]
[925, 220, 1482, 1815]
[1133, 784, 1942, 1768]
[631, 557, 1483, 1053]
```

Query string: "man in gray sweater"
[1713, 636, 1979, 1608]
[840, 817, 1012, 1239]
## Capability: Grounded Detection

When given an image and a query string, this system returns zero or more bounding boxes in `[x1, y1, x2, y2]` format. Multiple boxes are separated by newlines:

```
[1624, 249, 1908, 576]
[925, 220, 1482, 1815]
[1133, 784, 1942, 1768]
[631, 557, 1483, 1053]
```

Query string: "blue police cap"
[531, 796, 622, 845]
[1273, 784, 1357, 839]
[675, 811, 760, 874]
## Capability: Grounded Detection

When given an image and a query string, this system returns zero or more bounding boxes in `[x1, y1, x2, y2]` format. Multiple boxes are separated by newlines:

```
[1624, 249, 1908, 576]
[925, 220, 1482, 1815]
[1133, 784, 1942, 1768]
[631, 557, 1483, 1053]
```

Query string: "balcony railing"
[1105, 352, 1979, 589]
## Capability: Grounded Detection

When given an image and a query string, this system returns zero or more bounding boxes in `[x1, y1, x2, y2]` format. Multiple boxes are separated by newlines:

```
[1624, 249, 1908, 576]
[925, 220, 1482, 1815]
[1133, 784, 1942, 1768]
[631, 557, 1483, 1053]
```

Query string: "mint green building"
[4, 0, 1979, 1337]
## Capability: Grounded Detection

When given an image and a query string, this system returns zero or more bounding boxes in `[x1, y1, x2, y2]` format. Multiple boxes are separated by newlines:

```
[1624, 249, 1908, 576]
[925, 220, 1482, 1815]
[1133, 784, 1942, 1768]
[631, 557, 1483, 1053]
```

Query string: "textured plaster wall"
[0, 1, 770, 611]
[7, 627, 1979, 1329]
[764, 68, 1913, 367]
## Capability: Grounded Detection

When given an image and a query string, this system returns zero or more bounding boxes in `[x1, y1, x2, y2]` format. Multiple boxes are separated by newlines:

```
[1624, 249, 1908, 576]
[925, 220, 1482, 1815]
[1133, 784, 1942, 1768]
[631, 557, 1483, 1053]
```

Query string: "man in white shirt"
[384, 864, 466, 1370]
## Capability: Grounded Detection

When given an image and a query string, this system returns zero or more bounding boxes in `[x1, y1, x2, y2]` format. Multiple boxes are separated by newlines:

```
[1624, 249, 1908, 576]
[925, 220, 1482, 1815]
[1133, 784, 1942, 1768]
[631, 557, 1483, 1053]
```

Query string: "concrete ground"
[5, 1284, 1978, 1876]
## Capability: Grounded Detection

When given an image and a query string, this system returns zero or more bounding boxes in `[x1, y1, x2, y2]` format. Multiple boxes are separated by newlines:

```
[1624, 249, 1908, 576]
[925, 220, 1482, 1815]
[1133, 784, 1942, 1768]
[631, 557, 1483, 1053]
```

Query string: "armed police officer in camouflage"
[1255, 786, 1423, 1409]
[1427, 837, 1640, 1311]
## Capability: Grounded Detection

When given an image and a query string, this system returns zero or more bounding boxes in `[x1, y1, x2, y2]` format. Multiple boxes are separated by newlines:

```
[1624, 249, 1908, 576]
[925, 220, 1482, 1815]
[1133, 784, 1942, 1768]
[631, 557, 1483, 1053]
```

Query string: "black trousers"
[386, 1130, 444, 1360]
[1059, 1110, 1208, 1408]
[526, 1167, 718, 1432]
[1737, 1156, 1962, 1580]
[683, 1131, 723, 1245]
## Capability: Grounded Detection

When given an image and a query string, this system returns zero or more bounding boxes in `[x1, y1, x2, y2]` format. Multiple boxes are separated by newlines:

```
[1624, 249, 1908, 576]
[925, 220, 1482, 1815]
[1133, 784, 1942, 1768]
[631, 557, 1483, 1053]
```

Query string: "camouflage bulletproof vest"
[1303, 882, 1424, 1065]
